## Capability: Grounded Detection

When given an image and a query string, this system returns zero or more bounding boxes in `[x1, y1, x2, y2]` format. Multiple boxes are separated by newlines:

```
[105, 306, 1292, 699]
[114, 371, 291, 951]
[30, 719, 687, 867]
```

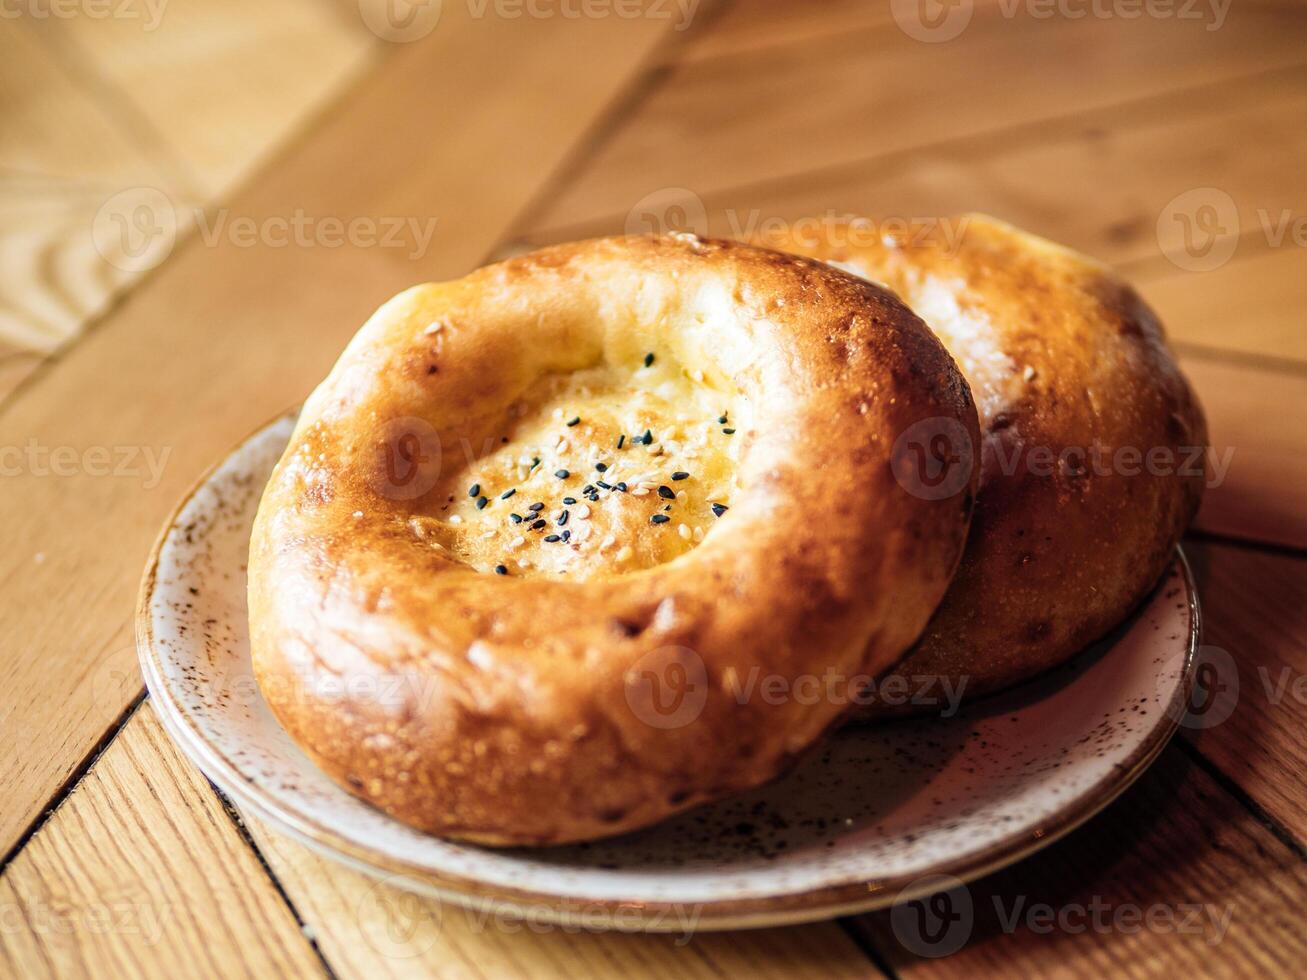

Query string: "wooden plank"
[32, 0, 379, 199]
[679, 0, 900, 62]
[0, 706, 325, 980]
[0, 7, 678, 860]
[0, 1, 377, 403]
[526, 4, 1307, 232]
[1180, 356, 1307, 550]
[516, 62, 1307, 271]
[246, 818, 879, 979]
[1182, 540, 1307, 843]
[850, 746, 1307, 977]
[1137, 245, 1307, 365]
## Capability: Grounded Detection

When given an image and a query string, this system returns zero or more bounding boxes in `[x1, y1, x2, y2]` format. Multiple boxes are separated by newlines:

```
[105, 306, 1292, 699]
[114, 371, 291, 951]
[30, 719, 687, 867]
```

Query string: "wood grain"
[1180, 356, 1307, 550]
[0, 706, 325, 980]
[1182, 540, 1307, 844]
[527, 5, 1307, 232]
[246, 817, 879, 979]
[851, 746, 1307, 977]
[0, 6, 678, 860]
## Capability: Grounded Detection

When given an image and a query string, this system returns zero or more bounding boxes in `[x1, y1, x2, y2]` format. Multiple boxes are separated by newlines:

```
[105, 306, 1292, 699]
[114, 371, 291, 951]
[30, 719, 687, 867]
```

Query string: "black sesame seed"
[509, 513, 524, 524]
[563, 496, 577, 505]
[528, 502, 545, 512]
[596, 480, 612, 490]
[722, 427, 736, 435]
[582, 484, 595, 494]
[531, 518, 547, 530]
[561, 529, 571, 542]
[711, 503, 728, 517]
[664, 503, 672, 511]
[475, 496, 489, 510]
[650, 514, 671, 524]
[530, 457, 541, 469]
[615, 482, 628, 492]
[494, 564, 508, 575]
[717, 415, 728, 424]
[643, 352, 655, 367]
[657, 485, 675, 500]
[617, 434, 625, 449]
[566, 417, 580, 427]
[500, 488, 516, 500]
[641, 429, 653, 445]
[672, 471, 689, 481]
[544, 534, 561, 542]
[594, 462, 608, 473]
[468, 483, 480, 497]
[554, 468, 570, 479]
[557, 510, 569, 526]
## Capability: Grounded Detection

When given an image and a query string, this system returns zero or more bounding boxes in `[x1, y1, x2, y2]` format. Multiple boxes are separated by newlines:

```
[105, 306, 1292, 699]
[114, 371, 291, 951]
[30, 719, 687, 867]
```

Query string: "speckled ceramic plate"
[137, 412, 1199, 932]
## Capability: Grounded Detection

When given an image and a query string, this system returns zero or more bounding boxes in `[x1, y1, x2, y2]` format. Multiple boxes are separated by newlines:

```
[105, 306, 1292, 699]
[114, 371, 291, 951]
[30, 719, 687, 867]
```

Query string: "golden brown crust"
[752, 215, 1207, 712]
[248, 234, 980, 844]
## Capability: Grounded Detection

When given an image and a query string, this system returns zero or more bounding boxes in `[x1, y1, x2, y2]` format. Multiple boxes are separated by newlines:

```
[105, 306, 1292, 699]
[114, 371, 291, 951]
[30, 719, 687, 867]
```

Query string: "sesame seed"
[617, 434, 625, 449]
[561, 529, 571, 542]
[528, 502, 545, 512]
[657, 485, 675, 500]
[596, 480, 613, 490]
[632, 487, 650, 496]
[555, 469, 570, 479]
[544, 534, 561, 543]
[500, 488, 516, 500]
[575, 504, 591, 519]
[650, 514, 671, 524]
[718, 415, 728, 424]
[643, 352, 655, 367]
[672, 471, 689, 481]
[616, 545, 633, 561]
[468, 483, 480, 497]
[509, 513, 523, 524]
[563, 496, 577, 505]
[615, 481, 628, 492]
[557, 510, 569, 526]
[641, 429, 653, 445]
[711, 503, 728, 517]
[352, 510, 364, 518]
[494, 564, 508, 575]
[531, 518, 547, 530]
[722, 428, 736, 435]
[566, 417, 581, 427]
[509, 536, 525, 549]
[693, 526, 705, 542]
[678, 523, 691, 540]
[530, 457, 541, 470]
[449, 515, 463, 524]
[475, 496, 488, 510]
[594, 462, 608, 473]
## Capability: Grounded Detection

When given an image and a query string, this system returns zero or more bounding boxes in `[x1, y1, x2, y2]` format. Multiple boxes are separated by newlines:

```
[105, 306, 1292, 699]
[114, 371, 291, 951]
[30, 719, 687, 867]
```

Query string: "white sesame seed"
[616, 546, 633, 562]
[677, 523, 691, 540]
[449, 515, 463, 524]
[509, 535, 526, 549]
[353, 510, 364, 518]
[422, 319, 444, 335]
[600, 534, 617, 550]
[631, 487, 650, 496]
[575, 504, 591, 519]
[693, 526, 705, 542]
[676, 490, 687, 503]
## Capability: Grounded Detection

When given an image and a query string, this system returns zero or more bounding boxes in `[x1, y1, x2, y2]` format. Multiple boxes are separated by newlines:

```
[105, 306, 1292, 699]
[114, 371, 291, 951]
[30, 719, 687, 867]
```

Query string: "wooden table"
[2, 1, 1306, 975]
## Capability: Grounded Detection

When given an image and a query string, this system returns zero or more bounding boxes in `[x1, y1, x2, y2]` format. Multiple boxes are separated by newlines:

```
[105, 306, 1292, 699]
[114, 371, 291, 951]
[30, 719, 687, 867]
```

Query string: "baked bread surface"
[249, 234, 980, 844]
[754, 215, 1207, 711]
